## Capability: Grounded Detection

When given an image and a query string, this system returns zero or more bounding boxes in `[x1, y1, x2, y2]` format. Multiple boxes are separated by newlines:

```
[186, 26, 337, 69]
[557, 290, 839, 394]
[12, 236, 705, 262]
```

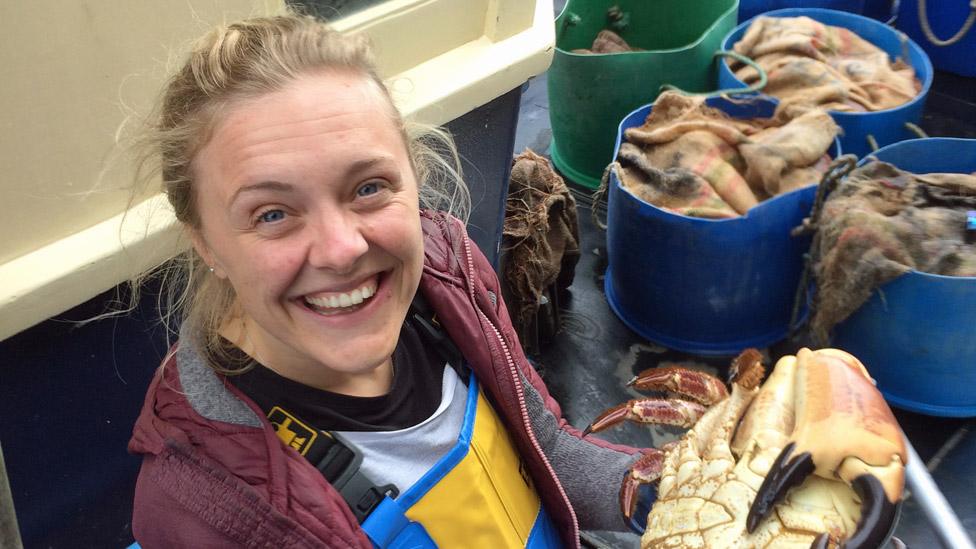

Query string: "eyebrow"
[229, 180, 295, 206]
[228, 156, 397, 205]
[345, 156, 396, 175]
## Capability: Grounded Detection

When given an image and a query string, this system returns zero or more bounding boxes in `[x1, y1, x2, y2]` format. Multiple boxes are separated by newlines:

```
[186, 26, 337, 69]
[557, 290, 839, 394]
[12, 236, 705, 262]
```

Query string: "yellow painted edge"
[0, 1, 554, 342]
[0, 195, 185, 341]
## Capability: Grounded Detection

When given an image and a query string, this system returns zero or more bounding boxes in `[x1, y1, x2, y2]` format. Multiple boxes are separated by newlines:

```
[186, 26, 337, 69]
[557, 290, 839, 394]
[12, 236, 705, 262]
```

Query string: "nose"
[306, 211, 369, 273]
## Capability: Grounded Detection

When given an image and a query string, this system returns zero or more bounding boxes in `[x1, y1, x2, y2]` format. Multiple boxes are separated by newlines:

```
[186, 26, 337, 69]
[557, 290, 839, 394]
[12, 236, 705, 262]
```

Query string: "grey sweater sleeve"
[520, 372, 640, 532]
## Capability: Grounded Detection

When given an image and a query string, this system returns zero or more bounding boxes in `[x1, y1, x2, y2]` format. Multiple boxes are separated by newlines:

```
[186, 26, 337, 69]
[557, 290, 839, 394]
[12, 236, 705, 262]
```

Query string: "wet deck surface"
[514, 8, 976, 544]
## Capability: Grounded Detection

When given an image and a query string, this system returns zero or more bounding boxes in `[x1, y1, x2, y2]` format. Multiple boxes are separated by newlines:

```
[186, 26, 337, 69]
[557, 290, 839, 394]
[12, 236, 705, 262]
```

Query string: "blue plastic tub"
[719, 8, 933, 159]
[605, 96, 842, 355]
[738, 0, 866, 22]
[831, 138, 976, 417]
[895, 0, 976, 77]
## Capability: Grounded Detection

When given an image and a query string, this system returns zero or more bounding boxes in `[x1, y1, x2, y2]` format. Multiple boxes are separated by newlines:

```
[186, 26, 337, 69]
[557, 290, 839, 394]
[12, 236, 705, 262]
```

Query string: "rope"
[788, 155, 859, 337]
[866, 122, 928, 154]
[590, 162, 617, 230]
[905, 121, 929, 138]
[0, 443, 23, 549]
[867, 134, 880, 152]
[918, 0, 976, 46]
[886, 0, 902, 26]
[660, 51, 768, 98]
[607, 5, 630, 33]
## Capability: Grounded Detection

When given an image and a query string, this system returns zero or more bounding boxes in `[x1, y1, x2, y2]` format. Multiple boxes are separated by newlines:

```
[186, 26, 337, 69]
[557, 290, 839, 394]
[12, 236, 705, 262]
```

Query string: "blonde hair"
[133, 14, 469, 373]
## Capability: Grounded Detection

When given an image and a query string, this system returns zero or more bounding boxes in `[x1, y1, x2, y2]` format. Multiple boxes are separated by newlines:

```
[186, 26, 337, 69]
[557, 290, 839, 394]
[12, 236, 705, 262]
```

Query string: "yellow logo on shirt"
[268, 406, 317, 455]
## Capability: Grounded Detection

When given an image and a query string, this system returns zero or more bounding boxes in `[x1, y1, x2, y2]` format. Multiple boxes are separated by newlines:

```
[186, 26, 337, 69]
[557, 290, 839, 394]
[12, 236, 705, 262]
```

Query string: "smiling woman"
[127, 13, 648, 549]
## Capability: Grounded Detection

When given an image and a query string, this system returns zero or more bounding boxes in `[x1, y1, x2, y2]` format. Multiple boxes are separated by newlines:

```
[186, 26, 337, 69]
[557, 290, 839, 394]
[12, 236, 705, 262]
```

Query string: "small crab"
[584, 348, 906, 548]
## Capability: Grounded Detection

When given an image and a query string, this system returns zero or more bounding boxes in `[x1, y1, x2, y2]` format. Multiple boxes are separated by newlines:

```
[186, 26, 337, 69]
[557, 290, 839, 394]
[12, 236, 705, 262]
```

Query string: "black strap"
[409, 294, 464, 376]
[297, 421, 398, 523]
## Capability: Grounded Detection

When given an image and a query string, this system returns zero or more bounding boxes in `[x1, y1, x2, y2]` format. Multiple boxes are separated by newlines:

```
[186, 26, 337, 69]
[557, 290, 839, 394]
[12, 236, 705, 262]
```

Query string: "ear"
[189, 228, 227, 279]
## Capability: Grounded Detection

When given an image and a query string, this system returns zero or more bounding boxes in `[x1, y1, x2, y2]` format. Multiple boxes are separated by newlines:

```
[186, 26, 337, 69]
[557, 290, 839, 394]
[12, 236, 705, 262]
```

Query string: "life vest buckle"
[311, 430, 400, 523]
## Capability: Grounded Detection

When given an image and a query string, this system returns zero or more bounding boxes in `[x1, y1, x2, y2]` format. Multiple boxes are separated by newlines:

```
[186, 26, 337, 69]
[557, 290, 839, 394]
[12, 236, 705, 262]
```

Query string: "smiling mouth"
[302, 277, 379, 315]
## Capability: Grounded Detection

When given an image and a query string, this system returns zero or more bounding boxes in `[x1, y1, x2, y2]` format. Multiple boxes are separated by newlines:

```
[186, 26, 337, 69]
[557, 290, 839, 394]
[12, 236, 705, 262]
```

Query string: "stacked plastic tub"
[831, 138, 976, 417]
[718, 8, 934, 158]
[604, 96, 842, 355]
[598, 7, 928, 355]
[547, 0, 739, 189]
[591, 5, 974, 418]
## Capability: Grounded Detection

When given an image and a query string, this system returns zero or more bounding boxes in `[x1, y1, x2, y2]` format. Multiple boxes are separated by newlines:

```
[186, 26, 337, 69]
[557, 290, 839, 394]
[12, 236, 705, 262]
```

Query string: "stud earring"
[208, 266, 215, 273]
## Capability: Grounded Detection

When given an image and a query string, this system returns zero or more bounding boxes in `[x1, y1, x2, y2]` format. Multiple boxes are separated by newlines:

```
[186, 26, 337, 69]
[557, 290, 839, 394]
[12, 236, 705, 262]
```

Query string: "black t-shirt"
[227, 317, 448, 432]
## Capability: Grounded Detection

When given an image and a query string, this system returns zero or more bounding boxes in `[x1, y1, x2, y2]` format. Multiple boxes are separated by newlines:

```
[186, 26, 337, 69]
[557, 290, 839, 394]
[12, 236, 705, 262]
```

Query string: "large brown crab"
[584, 348, 906, 548]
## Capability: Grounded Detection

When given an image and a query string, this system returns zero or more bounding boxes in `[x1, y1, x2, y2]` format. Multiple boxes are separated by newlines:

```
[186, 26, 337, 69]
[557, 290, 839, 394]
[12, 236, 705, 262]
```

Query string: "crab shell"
[641, 348, 906, 548]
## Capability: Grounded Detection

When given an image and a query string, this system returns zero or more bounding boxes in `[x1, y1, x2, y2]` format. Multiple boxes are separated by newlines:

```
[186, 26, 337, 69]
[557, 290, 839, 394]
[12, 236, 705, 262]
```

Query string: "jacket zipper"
[461, 229, 581, 548]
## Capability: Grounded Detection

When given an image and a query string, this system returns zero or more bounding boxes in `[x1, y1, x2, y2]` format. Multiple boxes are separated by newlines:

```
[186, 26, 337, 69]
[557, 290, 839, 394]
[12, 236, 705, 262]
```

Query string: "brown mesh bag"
[810, 161, 976, 343]
[501, 149, 581, 354]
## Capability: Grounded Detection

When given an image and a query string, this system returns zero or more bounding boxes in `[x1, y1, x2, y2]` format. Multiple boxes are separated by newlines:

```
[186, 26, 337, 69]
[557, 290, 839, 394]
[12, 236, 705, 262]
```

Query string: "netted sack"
[501, 150, 581, 351]
[810, 161, 976, 343]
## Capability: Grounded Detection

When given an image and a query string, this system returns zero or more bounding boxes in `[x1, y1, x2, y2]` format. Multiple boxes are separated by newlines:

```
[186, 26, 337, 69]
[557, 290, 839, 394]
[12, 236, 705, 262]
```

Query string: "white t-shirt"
[337, 365, 467, 494]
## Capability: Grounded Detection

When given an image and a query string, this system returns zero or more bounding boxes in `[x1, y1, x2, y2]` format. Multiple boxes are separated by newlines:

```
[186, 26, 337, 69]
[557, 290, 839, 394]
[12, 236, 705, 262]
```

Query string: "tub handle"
[660, 51, 768, 98]
[884, 0, 901, 26]
[918, 0, 976, 46]
[866, 122, 929, 153]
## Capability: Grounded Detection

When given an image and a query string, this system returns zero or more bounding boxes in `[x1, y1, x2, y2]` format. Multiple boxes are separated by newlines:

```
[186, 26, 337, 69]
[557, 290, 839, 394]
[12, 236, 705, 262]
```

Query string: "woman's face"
[190, 70, 424, 393]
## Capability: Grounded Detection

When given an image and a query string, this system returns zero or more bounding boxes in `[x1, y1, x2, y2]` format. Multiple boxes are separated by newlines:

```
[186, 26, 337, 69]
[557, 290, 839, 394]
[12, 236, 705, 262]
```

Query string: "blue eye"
[257, 209, 286, 223]
[357, 182, 379, 197]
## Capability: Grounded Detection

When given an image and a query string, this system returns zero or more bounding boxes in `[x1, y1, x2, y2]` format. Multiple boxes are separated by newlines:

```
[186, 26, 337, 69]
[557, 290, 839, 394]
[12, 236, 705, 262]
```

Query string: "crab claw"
[748, 349, 906, 546]
[810, 533, 830, 549]
[583, 398, 707, 436]
[839, 474, 899, 549]
[747, 442, 815, 533]
[749, 447, 897, 548]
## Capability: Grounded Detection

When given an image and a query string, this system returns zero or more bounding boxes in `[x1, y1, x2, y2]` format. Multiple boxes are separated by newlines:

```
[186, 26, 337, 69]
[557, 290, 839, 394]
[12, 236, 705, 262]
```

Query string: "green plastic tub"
[548, 0, 739, 189]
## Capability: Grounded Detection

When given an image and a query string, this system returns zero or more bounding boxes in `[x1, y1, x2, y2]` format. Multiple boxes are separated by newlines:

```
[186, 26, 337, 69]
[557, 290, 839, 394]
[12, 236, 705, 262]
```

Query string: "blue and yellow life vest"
[360, 377, 561, 548]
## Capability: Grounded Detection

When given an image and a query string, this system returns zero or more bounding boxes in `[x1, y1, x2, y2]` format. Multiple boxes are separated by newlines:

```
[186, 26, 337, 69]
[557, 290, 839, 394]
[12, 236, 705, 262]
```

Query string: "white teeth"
[304, 281, 378, 311]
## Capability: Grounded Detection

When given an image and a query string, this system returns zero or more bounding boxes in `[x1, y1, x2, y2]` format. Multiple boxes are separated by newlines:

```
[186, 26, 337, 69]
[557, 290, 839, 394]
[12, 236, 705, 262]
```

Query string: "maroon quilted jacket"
[129, 211, 641, 548]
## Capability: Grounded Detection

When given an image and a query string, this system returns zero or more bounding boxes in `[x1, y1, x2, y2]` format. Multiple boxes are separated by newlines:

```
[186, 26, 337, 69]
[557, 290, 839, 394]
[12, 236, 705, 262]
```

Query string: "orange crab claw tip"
[582, 425, 594, 437]
[810, 533, 830, 549]
[747, 442, 815, 533]
[838, 475, 899, 549]
[626, 375, 639, 387]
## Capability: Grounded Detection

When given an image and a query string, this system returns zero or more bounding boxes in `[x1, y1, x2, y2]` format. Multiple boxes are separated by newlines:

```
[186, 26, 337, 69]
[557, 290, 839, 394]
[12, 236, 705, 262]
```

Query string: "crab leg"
[582, 398, 708, 436]
[620, 448, 667, 520]
[629, 366, 729, 406]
